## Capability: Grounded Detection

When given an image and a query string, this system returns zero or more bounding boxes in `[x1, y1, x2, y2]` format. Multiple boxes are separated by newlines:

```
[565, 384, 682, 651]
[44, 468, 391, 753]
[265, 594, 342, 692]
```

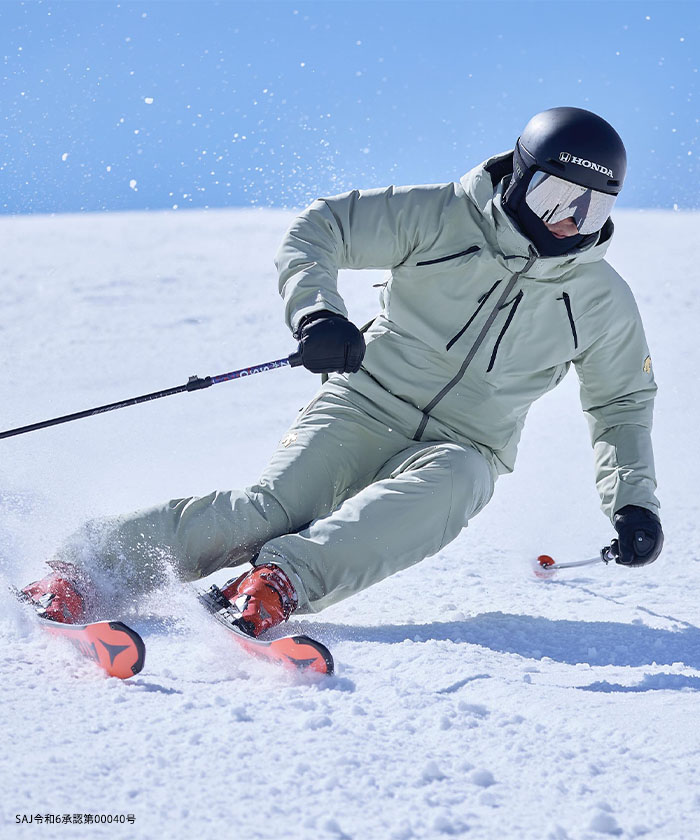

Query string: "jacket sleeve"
[275, 184, 454, 334]
[573, 278, 660, 522]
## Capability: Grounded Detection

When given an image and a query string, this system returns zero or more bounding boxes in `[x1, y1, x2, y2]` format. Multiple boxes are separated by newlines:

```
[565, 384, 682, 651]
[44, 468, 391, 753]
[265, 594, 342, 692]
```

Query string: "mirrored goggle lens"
[525, 171, 617, 235]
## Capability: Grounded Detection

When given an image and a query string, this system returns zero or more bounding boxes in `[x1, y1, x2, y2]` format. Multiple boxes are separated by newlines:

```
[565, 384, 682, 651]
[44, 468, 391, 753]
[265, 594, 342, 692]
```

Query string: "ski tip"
[39, 619, 146, 679]
[290, 635, 335, 676]
[107, 621, 147, 677]
[264, 634, 335, 676]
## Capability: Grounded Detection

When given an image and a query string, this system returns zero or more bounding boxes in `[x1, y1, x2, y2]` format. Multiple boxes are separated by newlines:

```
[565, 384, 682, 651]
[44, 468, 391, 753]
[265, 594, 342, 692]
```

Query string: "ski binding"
[196, 583, 334, 676]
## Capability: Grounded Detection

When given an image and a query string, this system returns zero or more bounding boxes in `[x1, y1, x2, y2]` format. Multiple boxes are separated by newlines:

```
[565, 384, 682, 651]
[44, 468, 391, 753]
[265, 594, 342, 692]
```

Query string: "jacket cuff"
[290, 304, 347, 338]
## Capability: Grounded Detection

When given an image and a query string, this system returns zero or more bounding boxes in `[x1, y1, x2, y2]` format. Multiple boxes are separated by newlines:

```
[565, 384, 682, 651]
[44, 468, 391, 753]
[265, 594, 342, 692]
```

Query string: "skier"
[23, 106, 663, 634]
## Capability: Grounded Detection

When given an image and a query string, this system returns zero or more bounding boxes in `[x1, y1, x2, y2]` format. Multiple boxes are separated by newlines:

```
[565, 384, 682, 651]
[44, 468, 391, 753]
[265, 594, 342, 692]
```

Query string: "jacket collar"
[460, 151, 614, 275]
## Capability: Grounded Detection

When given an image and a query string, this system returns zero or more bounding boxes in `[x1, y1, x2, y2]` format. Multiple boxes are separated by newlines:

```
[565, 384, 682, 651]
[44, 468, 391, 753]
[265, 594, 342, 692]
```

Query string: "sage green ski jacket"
[275, 151, 659, 521]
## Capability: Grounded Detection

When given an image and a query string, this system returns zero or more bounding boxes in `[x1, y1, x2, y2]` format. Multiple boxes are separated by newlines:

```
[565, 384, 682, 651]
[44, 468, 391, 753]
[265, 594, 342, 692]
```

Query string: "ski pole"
[536, 547, 616, 571]
[0, 351, 303, 440]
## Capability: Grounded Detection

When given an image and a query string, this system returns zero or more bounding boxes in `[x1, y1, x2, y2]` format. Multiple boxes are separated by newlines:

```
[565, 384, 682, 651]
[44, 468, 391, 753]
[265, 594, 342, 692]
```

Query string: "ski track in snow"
[1, 208, 699, 840]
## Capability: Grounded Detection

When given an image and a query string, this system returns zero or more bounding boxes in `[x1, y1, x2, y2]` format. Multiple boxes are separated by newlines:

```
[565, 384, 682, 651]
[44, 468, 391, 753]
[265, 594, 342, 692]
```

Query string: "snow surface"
[1, 208, 699, 840]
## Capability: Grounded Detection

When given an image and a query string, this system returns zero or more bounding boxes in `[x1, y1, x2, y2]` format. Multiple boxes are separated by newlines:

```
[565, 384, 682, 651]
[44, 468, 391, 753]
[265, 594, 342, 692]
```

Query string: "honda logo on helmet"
[559, 151, 613, 177]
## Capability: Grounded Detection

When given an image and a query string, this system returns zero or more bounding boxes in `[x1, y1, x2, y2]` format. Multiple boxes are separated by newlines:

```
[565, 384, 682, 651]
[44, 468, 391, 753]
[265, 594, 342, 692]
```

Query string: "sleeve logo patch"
[643, 356, 652, 374]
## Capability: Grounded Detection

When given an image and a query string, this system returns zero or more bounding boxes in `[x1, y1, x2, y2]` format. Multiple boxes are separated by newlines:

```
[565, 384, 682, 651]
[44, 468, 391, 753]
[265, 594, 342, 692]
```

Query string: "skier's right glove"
[606, 505, 664, 568]
[293, 310, 366, 374]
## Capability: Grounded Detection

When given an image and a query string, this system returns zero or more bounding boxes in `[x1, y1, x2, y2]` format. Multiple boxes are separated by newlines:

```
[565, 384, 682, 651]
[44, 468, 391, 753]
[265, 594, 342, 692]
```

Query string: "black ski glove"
[606, 505, 663, 567]
[294, 310, 366, 374]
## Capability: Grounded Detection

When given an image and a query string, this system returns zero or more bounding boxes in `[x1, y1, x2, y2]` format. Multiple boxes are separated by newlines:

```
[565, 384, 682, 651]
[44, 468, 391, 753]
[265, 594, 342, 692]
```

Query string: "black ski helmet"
[503, 107, 627, 255]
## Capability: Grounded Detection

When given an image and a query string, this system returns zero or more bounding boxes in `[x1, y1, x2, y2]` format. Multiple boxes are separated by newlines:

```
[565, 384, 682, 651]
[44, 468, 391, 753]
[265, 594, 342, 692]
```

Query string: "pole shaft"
[1, 355, 298, 440]
[211, 356, 293, 384]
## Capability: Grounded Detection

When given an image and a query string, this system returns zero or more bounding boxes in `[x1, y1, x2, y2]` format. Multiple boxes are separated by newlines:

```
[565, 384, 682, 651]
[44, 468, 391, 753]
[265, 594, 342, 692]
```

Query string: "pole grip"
[288, 350, 303, 368]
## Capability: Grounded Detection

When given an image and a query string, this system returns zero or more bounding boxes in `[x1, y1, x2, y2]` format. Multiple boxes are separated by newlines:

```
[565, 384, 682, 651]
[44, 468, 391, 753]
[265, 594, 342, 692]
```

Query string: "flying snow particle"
[144, 97, 154, 105]
[61, 153, 69, 162]
[129, 179, 138, 191]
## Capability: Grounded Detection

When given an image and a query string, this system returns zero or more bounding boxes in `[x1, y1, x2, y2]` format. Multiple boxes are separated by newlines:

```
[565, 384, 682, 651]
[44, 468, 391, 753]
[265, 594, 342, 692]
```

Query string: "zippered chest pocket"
[485, 291, 524, 372]
[385, 245, 492, 352]
[558, 292, 578, 349]
[446, 278, 502, 351]
[482, 290, 585, 376]
[416, 245, 481, 266]
[445, 280, 525, 374]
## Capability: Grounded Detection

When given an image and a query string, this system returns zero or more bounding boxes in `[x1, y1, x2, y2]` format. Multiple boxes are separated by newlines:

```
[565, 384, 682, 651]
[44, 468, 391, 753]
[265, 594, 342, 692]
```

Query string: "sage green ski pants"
[61, 379, 495, 613]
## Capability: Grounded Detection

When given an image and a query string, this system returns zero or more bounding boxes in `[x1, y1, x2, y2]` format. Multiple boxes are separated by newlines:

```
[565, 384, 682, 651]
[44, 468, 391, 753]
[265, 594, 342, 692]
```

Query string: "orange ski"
[196, 585, 334, 676]
[35, 616, 145, 680]
[13, 585, 146, 679]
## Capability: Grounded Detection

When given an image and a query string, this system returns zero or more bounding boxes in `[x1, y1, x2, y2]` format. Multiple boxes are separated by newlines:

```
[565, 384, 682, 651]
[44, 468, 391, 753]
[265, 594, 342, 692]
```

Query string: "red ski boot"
[220, 564, 298, 637]
[21, 562, 92, 624]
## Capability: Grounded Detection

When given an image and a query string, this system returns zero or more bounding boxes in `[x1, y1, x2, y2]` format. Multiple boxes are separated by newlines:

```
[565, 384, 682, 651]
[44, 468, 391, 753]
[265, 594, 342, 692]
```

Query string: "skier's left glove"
[606, 505, 663, 567]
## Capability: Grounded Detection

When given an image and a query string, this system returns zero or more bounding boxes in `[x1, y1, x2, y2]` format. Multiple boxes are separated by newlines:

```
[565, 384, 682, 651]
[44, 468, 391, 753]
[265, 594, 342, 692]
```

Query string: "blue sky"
[1, 0, 698, 214]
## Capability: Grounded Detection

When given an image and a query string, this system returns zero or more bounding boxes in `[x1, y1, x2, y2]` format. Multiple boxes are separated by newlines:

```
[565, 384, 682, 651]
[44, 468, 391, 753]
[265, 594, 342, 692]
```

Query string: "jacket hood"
[460, 151, 614, 272]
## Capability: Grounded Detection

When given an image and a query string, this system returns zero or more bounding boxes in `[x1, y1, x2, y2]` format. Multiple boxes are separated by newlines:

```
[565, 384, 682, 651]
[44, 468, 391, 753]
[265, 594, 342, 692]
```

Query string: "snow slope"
[1, 207, 699, 840]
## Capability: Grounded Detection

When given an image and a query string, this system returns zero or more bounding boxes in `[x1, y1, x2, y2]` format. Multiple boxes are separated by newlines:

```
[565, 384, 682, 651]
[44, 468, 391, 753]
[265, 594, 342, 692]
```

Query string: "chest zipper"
[446, 279, 502, 351]
[486, 291, 524, 372]
[558, 292, 578, 349]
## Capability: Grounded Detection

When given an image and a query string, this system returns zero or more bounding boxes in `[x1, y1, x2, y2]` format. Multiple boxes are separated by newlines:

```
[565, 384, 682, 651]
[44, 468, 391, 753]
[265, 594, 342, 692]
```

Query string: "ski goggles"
[524, 171, 618, 235]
